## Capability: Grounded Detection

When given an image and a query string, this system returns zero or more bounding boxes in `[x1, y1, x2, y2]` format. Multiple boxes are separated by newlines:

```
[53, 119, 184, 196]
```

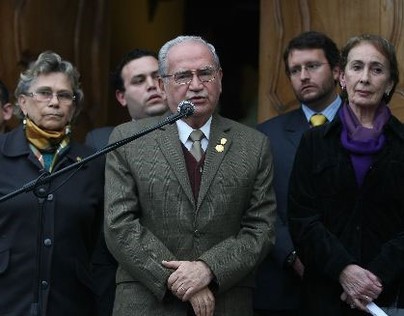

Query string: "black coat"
[288, 114, 404, 315]
[0, 125, 104, 316]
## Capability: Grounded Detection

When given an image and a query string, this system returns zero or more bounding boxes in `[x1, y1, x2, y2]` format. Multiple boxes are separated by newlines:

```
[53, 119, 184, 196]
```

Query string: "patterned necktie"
[310, 113, 327, 127]
[189, 129, 204, 161]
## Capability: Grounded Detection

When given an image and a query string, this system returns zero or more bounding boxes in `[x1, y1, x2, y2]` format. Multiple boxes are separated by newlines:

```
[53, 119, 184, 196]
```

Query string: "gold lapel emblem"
[215, 138, 227, 153]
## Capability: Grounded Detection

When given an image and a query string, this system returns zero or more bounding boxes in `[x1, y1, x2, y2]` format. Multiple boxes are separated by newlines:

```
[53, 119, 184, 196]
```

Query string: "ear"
[2, 103, 14, 120]
[385, 80, 394, 96]
[332, 66, 341, 82]
[339, 72, 346, 89]
[158, 77, 166, 93]
[115, 90, 127, 108]
[217, 68, 223, 93]
[18, 95, 29, 116]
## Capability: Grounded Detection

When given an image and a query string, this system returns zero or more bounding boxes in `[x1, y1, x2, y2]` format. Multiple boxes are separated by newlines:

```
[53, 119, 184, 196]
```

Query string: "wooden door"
[0, 0, 110, 141]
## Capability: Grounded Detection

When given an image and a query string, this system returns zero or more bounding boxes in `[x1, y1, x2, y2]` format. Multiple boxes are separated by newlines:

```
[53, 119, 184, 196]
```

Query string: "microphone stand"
[0, 109, 189, 203]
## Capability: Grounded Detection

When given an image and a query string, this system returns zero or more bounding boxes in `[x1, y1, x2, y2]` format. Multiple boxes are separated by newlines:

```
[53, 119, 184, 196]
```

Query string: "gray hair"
[14, 51, 84, 121]
[158, 35, 221, 77]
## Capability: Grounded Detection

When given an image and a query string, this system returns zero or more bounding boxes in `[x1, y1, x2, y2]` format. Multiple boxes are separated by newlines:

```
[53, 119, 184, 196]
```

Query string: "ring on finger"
[350, 303, 355, 309]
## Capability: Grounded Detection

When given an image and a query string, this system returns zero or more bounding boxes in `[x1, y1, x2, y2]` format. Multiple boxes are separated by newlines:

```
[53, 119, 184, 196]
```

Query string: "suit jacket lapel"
[156, 123, 196, 204]
[154, 114, 233, 208]
[197, 114, 230, 209]
[284, 109, 309, 148]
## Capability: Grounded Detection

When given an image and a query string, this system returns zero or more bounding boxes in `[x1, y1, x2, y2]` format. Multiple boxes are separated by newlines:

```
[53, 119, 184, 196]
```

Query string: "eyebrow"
[132, 70, 159, 77]
[350, 60, 386, 66]
[35, 86, 72, 92]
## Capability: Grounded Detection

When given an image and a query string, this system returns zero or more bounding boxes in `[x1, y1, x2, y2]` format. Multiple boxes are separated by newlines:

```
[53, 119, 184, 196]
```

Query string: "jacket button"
[41, 281, 48, 289]
[44, 238, 52, 247]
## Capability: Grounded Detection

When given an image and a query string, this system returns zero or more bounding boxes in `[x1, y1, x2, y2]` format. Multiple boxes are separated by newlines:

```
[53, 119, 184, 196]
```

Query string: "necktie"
[189, 129, 204, 161]
[310, 113, 327, 127]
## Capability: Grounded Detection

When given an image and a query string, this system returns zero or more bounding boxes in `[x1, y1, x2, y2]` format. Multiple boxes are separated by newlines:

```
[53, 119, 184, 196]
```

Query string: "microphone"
[177, 100, 195, 117]
[0, 99, 196, 203]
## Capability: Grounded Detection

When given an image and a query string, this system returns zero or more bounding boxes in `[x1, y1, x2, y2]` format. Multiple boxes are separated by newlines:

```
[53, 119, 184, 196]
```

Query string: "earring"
[23, 115, 27, 130]
[65, 124, 72, 135]
[385, 90, 390, 96]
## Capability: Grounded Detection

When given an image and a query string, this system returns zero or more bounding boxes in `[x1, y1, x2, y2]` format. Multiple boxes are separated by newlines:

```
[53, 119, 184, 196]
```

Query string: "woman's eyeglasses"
[23, 90, 76, 104]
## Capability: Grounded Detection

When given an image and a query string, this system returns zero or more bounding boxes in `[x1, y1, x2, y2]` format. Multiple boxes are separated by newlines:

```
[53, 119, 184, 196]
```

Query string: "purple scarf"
[339, 102, 390, 187]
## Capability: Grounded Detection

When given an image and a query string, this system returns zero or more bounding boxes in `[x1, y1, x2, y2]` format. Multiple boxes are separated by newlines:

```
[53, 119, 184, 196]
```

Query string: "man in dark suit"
[85, 48, 167, 149]
[253, 31, 342, 316]
[104, 35, 276, 316]
[88, 49, 167, 316]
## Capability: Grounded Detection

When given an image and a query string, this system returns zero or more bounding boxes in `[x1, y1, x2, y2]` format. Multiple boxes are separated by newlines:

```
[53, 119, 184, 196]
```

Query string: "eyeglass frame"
[161, 66, 220, 85]
[22, 90, 76, 104]
[288, 62, 329, 77]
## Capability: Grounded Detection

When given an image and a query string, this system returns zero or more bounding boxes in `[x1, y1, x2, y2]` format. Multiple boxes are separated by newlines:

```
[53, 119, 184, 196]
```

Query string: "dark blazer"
[85, 126, 114, 150]
[104, 113, 277, 316]
[254, 108, 309, 310]
[0, 125, 104, 315]
[288, 115, 404, 315]
[85, 125, 116, 316]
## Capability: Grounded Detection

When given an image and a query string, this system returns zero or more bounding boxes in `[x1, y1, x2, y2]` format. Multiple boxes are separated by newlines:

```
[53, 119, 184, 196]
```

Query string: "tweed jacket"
[104, 113, 276, 316]
[288, 114, 404, 315]
[0, 125, 104, 316]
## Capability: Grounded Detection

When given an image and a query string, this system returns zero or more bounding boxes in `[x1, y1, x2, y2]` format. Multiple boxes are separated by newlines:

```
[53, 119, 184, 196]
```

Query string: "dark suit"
[254, 102, 341, 315]
[104, 113, 277, 316]
[85, 126, 114, 150]
[254, 109, 308, 314]
[0, 125, 104, 315]
[85, 125, 116, 316]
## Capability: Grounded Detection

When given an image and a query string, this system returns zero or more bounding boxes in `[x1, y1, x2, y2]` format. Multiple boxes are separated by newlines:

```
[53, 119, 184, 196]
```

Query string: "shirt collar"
[176, 117, 212, 146]
[301, 95, 342, 122]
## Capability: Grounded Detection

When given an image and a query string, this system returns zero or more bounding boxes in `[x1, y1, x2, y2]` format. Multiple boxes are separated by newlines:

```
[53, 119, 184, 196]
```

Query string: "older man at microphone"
[104, 35, 276, 316]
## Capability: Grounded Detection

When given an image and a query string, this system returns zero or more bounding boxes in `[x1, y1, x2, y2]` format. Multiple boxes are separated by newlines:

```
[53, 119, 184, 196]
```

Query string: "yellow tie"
[189, 129, 204, 161]
[310, 113, 327, 127]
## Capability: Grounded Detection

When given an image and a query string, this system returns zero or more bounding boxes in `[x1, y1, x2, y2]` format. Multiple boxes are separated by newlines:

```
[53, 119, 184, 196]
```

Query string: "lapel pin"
[215, 138, 227, 153]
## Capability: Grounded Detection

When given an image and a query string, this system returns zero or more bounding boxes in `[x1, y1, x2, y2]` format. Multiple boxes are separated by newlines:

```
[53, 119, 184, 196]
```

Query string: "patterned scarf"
[339, 102, 390, 187]
[24, 117, 71, 172]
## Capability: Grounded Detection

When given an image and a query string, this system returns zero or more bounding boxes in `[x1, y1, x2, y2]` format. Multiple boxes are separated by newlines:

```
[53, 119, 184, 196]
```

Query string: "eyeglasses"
[289, 62, 328, 77]
[162, 66, 219, 85]
[24, 90, 76, 104]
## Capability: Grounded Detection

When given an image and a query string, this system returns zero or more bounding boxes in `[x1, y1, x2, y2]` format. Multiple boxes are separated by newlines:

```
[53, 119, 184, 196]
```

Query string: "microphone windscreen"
[177, 100, 195, 117]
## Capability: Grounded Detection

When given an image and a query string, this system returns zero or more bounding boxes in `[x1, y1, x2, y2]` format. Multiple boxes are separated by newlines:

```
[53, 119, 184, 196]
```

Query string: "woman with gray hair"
[0, 51, 104, 315]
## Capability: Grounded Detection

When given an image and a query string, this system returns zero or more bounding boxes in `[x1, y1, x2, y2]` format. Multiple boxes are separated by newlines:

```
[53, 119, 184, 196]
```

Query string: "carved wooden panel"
[0, 0, 110, 141]
[259, 0, 404, 122]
